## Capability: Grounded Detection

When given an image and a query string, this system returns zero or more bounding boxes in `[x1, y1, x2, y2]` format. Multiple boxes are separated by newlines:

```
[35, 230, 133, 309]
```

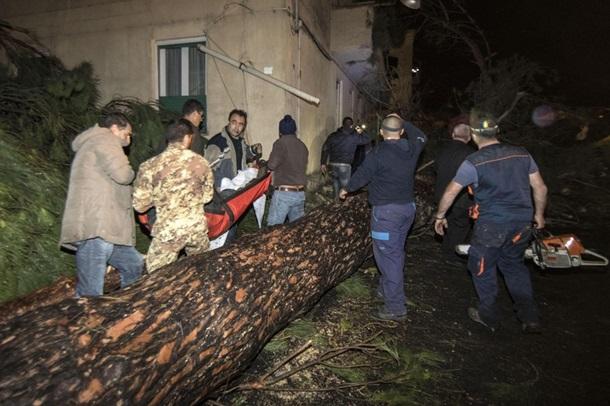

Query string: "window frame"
[156, 36, 208, 131]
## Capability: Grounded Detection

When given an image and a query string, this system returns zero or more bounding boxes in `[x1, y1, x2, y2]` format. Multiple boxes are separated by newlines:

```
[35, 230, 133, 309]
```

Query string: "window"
[157, 37, 207, 131]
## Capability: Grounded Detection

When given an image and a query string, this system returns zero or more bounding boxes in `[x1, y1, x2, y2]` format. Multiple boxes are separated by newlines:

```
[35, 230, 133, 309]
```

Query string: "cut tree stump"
[0, 195, 372, 405]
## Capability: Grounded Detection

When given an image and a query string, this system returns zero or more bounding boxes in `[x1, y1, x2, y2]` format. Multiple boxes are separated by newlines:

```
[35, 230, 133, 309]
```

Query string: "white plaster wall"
[330, 6, 373, 54]
[1, 0, 374, 172]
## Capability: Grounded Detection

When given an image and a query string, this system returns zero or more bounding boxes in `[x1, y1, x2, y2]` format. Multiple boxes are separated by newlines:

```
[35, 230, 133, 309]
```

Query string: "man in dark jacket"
[320, 116, 370, 198]
[183, 99, 207, 155]
[267, 115, 309, 225]
[434, 120, 476, 262]
[204, 109, 262, 189]
[434, 114, 547, 333]
[156, 98, 206, 155]
[340, 114, 427, 321]
[204, 109, 262, 243]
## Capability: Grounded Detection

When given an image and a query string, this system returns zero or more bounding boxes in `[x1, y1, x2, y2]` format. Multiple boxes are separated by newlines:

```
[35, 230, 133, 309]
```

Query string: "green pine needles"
[0, 134, 74, 302]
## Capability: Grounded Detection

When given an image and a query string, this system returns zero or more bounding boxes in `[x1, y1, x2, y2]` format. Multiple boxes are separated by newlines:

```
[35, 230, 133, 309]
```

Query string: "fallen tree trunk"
[0, 178, 434, 326]
[0, 276, 76, 325]
[0, 195, 372, 405]
[0, 271, 122, 326]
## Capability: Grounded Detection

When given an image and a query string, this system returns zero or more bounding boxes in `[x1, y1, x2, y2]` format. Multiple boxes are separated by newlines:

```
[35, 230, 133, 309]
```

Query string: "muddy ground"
[214, 213, 609, 405]
[404, 223, 609, 405]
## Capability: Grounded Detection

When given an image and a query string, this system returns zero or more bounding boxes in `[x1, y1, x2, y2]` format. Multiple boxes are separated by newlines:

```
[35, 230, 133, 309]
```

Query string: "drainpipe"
[293, 0, 300, 31]
[295, 0, 301, 132]
[197, 44, 320, 105]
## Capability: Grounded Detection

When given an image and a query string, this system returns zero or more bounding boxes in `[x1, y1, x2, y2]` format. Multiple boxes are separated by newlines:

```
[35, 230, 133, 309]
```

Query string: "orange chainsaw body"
[458, 233, 608, 269]
[539, 234, 586, 256]
[528, 233, 608, 269]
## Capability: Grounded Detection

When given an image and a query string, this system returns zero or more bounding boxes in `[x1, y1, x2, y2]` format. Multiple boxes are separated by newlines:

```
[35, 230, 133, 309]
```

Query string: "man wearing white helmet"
[434, 113, 548, 334]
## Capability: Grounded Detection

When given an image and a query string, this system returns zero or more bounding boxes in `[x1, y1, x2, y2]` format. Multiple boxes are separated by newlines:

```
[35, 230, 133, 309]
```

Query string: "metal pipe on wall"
[295, 0, 301, 132]
[197, 44, 320, 106]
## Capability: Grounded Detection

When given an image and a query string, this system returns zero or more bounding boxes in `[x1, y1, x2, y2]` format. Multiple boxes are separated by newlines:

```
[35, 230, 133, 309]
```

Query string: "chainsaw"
[456, 230, 608, 270]
[525, 230, 608, 269]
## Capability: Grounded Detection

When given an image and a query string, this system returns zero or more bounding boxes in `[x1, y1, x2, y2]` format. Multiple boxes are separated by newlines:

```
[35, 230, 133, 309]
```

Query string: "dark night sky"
[414, 0, 610, 107]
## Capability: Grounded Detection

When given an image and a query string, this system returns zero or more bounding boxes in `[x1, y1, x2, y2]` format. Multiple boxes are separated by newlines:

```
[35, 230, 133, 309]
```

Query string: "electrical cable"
[212, 56, 236, 109]
[206, 34, 239, 109]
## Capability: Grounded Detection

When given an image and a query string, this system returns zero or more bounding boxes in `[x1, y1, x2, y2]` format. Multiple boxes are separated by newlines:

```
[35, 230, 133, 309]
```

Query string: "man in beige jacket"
[60, 112, 143, 297]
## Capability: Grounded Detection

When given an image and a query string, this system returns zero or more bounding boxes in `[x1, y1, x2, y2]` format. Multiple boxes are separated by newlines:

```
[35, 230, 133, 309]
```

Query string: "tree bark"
[0, 195, 372, 405]
[0, 271, 120, 326]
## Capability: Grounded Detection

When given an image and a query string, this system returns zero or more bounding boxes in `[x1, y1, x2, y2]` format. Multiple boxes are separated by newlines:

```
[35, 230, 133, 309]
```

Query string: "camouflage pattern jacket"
[133, 144, 214, 242]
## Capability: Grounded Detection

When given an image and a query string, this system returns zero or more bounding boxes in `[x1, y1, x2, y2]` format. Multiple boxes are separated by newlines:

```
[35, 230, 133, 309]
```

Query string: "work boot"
[467, 307, 496, 332]
[374, 306, 407, 322]
[521, 321, 542, 334]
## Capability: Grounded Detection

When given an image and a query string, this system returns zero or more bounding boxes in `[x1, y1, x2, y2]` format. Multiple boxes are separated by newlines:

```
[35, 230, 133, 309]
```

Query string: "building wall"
[331, 6, 372, 55]
[1, 0, 373, 172]
[297, 0, 331, 49]
[388, 29, 415, 112]
[291, 1, 373, 170]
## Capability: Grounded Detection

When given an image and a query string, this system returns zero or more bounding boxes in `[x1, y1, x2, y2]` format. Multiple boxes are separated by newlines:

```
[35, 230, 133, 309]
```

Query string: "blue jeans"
[467, 222, 538, 327]
[329, 163, 351, 199]
[371, 202, 416, 314]
[267, 191, 305, 226]
[75, 238, 143, 297]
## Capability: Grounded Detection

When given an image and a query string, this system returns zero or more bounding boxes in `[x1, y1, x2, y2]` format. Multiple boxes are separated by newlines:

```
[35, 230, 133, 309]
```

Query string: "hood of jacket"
[384, 138, 411, 152]
[72, 124, 111, 152]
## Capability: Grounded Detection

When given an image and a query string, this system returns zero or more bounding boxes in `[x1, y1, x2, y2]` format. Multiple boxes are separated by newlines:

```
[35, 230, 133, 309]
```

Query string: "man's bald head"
[452, 123, 471, 143]
[380, 115, 404, 139]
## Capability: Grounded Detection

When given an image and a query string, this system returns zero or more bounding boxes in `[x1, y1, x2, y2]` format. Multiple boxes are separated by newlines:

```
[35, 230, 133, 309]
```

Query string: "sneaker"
[374, 307, 407, 321]
[455, 244, 471, 255]
[467, 307, 496, 332]
[522, 321, 542, 334]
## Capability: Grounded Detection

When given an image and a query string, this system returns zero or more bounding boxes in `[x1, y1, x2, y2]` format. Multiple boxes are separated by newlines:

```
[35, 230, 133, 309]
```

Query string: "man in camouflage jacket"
[133, 119, 214, 272]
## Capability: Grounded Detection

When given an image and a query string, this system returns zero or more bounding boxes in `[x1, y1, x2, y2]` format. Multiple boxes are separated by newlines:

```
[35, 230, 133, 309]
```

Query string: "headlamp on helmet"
[470, 115, 499, 136]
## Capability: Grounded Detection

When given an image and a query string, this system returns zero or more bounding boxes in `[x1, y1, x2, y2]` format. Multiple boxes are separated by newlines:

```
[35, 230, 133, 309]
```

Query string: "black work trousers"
[441, 205, 472, 259]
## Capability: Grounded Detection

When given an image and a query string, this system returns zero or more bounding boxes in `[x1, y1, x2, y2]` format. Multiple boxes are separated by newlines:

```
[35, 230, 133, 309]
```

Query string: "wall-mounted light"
[400, 0, 421, 9]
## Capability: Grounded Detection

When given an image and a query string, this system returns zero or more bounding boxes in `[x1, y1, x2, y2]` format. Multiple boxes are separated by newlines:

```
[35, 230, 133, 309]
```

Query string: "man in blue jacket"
[321, 117, 370, 198]
[340, 114, 427, 321]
